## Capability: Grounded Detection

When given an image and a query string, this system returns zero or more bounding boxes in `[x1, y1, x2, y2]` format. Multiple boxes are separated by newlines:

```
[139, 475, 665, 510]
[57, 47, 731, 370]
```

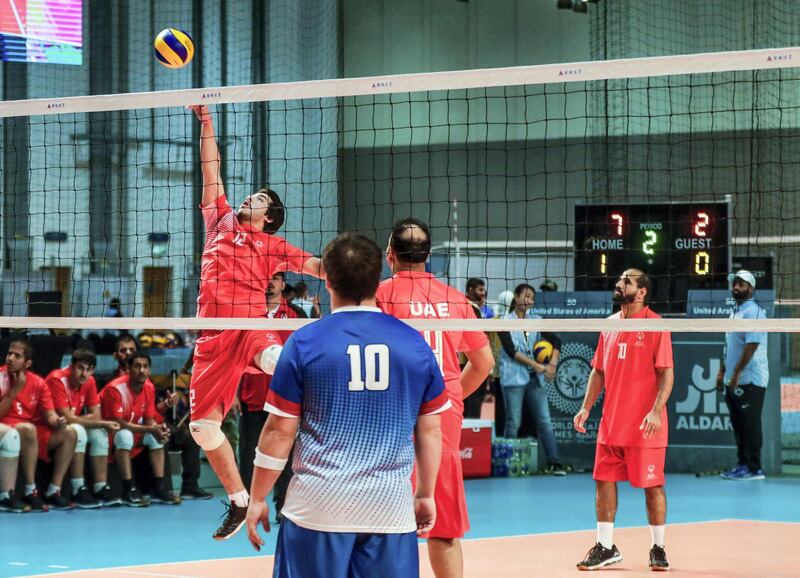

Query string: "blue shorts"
[273, 518, 419, 578]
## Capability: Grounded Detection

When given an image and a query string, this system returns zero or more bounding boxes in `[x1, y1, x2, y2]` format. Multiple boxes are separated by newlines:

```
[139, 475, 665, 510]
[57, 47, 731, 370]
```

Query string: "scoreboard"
[574, 202, 730, 313]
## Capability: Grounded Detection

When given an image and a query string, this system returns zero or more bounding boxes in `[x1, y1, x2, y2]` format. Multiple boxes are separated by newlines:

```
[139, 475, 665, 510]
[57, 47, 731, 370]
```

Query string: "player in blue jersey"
[245, 232, 450, 578]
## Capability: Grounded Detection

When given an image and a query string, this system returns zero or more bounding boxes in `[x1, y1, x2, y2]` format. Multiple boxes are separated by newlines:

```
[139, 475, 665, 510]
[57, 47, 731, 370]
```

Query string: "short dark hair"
[71, 349, 97, 368]
[294, 281, 308, 295]
[322, 232, 382, 304]
[8, 338, 33, 361]
[390, 218, 431, 264]
[262, 188, 285, 234]
[630, 271, 653, 303]
[127, 351, 151, 369]
[114, 334, 137, 351]
[466, 278, 486, 292]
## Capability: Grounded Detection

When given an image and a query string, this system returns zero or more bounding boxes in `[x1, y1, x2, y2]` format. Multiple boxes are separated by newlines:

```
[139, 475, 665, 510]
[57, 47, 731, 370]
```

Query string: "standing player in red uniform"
[573, 269, 674, 572]
[187, 105, 323, 539]
[376, 218, 495, 578]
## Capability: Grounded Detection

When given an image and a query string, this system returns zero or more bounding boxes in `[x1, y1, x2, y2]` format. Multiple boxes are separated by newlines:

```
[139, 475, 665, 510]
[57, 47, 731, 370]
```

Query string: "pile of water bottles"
[491, 438, 538, 477]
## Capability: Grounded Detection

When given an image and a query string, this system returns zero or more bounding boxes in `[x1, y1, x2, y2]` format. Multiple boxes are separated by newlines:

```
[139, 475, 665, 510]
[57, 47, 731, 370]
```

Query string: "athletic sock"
[228, 490, 249, 507]
[597, 522, 614, 549]
[46, 483, 61, 496]
[650, 524, 665, 547]
[71, 478, 84, 493]
[0, 490, 9, 500]
[93, 482, 106, 493]
[24, 484, 36, 496]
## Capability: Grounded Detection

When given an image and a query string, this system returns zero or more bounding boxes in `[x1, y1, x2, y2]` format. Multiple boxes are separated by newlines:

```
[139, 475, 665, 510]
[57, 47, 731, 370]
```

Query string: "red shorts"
[36, 425, 52, 462]
[414, 404, 470, 540]
[189, 329, 282, 420]
[593, 443, 666, 488]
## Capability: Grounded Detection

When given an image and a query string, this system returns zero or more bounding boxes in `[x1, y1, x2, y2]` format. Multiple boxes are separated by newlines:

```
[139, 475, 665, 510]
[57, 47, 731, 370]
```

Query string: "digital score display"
[574, 202, 730, 313]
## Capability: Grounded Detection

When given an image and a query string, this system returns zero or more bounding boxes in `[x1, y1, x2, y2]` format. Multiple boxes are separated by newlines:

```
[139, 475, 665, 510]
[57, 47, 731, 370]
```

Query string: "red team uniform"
[591, 307, 673, 488]
[100, 375, 158, 459]
[191, 194, 312, 419]
[0, 367, 55, 460]
[45, 367, 100, 418]
[376, 271, 488, 539]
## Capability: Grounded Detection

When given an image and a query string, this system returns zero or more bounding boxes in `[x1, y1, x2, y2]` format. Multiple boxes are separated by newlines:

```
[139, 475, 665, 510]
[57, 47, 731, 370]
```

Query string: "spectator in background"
[717, 270, 769, 481]
[109, 335, 138, 382]
[540, 279, 558, 292]
[293, 281, 321, 319]
[498, 284, 566, 476]
[238, 272, 307, 518]
[105, 298, 123, 318]
[0, 339, 77, 510]
[466, 278, 494, 319]
[45, 349, 121, 508]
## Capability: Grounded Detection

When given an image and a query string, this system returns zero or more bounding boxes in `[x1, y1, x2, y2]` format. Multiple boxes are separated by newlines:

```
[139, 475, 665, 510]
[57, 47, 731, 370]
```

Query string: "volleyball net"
[0, 46, 799, 472]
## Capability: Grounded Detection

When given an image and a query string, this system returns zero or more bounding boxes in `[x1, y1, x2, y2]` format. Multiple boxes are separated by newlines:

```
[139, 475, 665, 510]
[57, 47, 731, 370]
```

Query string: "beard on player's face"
[612, 287, 637, 304]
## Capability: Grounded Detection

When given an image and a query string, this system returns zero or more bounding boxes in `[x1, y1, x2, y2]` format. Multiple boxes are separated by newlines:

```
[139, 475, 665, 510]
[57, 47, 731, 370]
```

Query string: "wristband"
[254, 448, 288, 471]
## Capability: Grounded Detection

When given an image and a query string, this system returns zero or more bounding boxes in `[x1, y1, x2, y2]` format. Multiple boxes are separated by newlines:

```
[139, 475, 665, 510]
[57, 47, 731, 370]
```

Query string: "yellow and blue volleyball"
[533, 340, 553, 365]
[154, 28, 194, 69]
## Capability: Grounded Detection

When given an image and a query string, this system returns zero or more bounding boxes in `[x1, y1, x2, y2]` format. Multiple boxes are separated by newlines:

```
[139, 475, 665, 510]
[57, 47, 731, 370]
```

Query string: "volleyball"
[154, 28, 194, 69]
[533, 340, 553, 364]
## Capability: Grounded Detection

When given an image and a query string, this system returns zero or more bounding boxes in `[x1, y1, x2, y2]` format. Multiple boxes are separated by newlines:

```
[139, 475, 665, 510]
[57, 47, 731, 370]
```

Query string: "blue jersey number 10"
[347, 344, 390, 391]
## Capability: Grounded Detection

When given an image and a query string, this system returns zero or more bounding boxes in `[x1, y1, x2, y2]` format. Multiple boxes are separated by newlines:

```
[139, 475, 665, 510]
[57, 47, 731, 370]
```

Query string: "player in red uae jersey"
[187, 104, 323, 540]
[376, 218, 495, 578]
[100, 352, 178, 507]
[0, 339, 75, 512]
[573, 269, 674, 572]
[45, 349, 121, 508]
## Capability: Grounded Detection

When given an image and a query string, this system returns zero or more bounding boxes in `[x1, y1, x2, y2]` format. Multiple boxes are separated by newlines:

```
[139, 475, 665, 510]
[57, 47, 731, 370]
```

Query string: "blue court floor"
[3, 473, 799, 577]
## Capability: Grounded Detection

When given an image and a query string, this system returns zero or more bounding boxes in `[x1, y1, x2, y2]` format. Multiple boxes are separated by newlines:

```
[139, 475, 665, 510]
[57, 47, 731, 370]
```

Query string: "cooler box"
[460, 419, 493, 478]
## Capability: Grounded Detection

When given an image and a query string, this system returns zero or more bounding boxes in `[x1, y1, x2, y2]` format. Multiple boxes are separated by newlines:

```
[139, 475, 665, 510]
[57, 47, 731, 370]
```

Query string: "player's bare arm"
[640, 367, 674, 440]
[43, 409, 67, 430]
[574, 368, 605, 433]
[56, 404, 117, 431]
[302, 256, 326, 279]
[414, 412, 442, 535]
[246, 413, 299, 551]
[461, 344, 494, 399]
[188, 104, 225, 206]
[112, 417, 162, 438]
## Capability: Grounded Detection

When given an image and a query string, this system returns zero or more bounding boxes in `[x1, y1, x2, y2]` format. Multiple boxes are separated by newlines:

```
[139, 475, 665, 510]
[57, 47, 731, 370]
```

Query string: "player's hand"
[727, 372, 739, 391]
[573, 408, 589, 433]
[187, 104, 211, 124]
[165, 392, 181, 408]
[545, 363, 557, 382]
[104, 421, 121, 433]
[155, 423, 170, 443]
[231, 395, 242, 418]
[246, 499, 271, 551]
[414, 496, 436, 536]
[55, 416, 68, 429]
[639, 411, 662, 439]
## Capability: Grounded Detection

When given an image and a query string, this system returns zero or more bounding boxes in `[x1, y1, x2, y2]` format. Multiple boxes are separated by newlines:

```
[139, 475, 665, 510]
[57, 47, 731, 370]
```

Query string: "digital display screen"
[0, 0, 82, 65]
[574, 202, 730, 313]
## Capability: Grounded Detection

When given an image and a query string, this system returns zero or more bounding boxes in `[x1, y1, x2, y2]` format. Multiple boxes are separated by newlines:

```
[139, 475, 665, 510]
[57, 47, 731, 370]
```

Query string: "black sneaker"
[23, 490, 49, 513]
[649, 544, 669, 572]
[213, 500, 248, 540]
[121, 485, 150, 508]
[72, 486, 102, 509]
[152, 487, 181, 505]
[44, 490, 73, 510]
[94, 485, 121, 507]
[577, 542, 623, 570]
[547, 463, 567, 476]
[180, 485, 213, 500]
[0, 492, 30, 513]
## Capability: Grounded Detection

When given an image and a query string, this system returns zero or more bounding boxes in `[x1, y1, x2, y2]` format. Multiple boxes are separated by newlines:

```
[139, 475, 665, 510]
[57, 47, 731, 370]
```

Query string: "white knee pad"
[189, 419, 226, 451]
[87, 428, 110, 457]
[142, 433, 164, 450]
[70, 423, 88, 454]
[114, 429, 135, 451]
[257, 344, 283, 375]
[0, 429, 20, 458]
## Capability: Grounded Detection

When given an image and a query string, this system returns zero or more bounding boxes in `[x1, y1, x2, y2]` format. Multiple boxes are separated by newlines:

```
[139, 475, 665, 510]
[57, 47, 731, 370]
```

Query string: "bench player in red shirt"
[376, 218, 495, 578]
[45, 349, 121, 508]
[0, 339, 76, 511]
[187, 105, 323, 539]
[573, 269, 674, 572]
